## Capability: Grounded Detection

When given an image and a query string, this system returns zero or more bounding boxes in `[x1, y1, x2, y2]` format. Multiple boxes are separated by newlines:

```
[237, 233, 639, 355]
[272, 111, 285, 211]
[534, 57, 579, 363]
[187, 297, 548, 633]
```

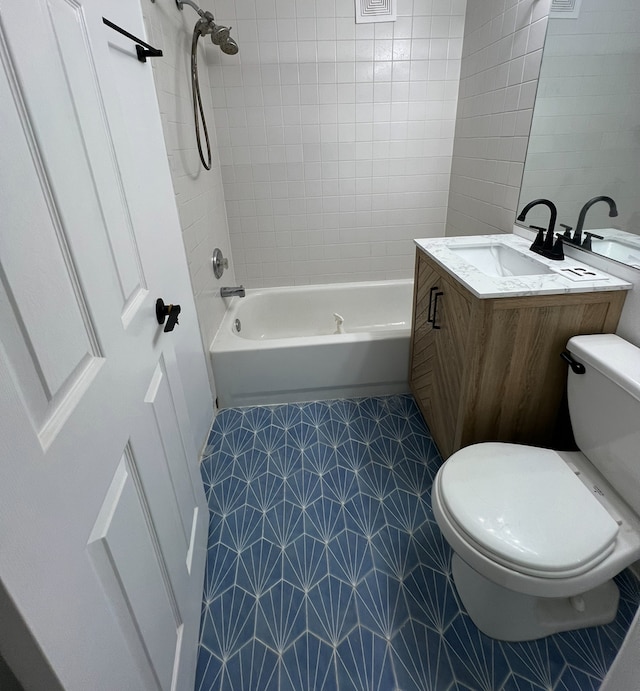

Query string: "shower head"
[210, 24, 230, 46]
[220, 36, 239, 55]
[193, 16, 239, 54]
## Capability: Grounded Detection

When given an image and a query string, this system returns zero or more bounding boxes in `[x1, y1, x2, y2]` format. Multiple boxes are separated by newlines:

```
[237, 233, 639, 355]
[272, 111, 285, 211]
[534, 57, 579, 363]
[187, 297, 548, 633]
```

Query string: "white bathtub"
[211, 279, 413, 407]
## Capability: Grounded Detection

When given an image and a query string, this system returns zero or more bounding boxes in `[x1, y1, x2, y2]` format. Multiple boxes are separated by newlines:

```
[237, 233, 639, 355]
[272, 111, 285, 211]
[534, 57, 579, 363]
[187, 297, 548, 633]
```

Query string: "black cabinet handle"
[427, 286, 438, 324]
[431, 291, 443, 330]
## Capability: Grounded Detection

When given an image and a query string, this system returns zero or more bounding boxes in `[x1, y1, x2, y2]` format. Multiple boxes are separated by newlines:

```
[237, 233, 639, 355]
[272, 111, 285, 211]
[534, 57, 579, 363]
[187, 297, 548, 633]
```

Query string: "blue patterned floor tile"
[499, 673, 550, 691]
[201, 450, 234, 492]
[357, 461, 397, 502]
[392, 618, 455, 691]
[279, 633, 338, 691]
[218, 425, 256, 458]
[497, 638, 564, 690]
[206, 511, 224, 551]
[356, 569, 409, 641]
[403, 565, 459, 633]
[246, 471, 284, 514]
[203, 542, 238, 603]
[412, 518, 453, 575]
[285, 468, 323, 509]
[368, 434, 406, 470]
[349, 415, 383, 447]
[284, 534, 329, 591]
[327, 529, 375, 587]
[255, 580, 306, 654]
[239, 406, 273, 434]
[300, 400, 332, 428]
[263, 500, 304, 550]
[219, 505, 263, 553]
[253, 421, 286, 456]
[382, 488, 429, 535]
[393, 457, 434, 497]
[321, 464, 359, 505]
[318, 418, 351, 448]
[305, 497, 347, 544]
[220, 640, 279, 691]
[336, 439, 370, 471]
[336, 627, 396, 691]
[553, 666, 602, 691]
[551, 626, 620, 682]
[208, 475, 247, 518]
[305, 442, 340, 477]
[235, 539, 282, 598]
[271, 402, 302, 428]
[307, 575, 359, 646]
[195, 647, 224, 691]
[329, 399, 361, 426]
[288, 420, 321, 453]
[445, 613, 511, 691]
[196, 395, 640, 691]
[200, 586, 256, 660]
[370, 525, 420, 582]
[270, 444, 302, 480]
[343, 493, 386, 539]
[232, 449, 269, 484]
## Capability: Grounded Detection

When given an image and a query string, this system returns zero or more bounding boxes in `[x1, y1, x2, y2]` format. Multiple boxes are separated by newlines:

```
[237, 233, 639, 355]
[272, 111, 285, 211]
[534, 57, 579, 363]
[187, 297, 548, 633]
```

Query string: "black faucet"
[573, 196, 618, 245]
[517, 199, 564, 260]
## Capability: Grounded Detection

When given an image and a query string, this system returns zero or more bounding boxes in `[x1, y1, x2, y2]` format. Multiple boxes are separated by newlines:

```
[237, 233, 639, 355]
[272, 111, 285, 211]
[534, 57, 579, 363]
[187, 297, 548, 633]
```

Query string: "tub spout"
[333, 312, 345, 334]
[221, 286, 245, 298]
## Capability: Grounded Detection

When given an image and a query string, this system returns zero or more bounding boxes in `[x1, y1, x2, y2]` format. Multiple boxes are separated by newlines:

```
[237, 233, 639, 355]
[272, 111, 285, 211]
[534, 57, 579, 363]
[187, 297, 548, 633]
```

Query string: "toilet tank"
[567, 334, 640, 517]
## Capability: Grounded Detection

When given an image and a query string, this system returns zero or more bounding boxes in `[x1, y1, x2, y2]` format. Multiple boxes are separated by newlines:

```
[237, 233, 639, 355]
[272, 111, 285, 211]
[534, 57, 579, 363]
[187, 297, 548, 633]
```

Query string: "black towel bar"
[102, 17, 163, 63]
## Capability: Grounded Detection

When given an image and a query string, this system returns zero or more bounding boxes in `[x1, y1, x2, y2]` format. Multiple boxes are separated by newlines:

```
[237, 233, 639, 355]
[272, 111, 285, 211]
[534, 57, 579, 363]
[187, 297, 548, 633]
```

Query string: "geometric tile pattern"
[196, 395, 640, 691]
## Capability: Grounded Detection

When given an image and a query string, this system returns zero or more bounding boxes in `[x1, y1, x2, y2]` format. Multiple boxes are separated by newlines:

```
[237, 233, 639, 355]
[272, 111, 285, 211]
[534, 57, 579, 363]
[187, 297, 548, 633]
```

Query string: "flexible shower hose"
[191, 27, 211, 170]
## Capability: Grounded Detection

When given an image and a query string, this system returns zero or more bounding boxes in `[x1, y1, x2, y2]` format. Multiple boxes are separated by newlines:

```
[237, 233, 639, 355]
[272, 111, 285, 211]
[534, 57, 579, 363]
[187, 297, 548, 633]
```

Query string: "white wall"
[142, 0, 236, 394]
[446, 0, 551, 236]
[520, 0, 640, 231]
[205, 0, 466, 287]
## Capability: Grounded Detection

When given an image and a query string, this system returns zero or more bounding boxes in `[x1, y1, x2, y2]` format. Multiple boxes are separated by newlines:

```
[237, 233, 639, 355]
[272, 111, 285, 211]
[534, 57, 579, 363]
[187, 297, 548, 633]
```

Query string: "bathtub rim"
[211, 277, 414, 352]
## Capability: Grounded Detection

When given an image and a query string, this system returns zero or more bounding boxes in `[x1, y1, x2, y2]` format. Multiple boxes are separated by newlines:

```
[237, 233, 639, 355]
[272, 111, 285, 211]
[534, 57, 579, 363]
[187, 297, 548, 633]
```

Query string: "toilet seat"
[438, 443, 619, 579]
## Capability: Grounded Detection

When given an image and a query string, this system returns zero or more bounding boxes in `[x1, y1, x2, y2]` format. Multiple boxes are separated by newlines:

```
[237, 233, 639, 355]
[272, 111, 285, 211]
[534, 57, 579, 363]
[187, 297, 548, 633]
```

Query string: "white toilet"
[432, 333, 640, 642]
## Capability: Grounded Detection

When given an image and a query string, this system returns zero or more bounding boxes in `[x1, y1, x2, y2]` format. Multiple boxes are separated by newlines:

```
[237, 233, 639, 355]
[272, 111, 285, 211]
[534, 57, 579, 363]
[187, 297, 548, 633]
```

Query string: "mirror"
[516, 0, 640, 269]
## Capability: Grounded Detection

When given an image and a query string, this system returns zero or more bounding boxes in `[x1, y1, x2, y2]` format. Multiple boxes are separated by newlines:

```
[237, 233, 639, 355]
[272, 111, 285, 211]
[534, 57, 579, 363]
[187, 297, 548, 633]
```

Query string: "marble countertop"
[414, 234, 632, 299]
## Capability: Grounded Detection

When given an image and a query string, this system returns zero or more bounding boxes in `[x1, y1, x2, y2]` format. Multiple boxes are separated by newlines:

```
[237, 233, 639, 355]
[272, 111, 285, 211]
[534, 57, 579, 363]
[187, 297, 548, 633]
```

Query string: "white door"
[0, 1, 211, 690]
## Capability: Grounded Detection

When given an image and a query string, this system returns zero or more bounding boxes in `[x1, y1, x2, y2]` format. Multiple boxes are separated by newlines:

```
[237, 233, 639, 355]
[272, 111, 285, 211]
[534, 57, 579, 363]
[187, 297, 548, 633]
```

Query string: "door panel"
[88, 452, 181, 691]
[47, 0, 150, 322]
[0, 55, 103, 437]
[0, 2, 210, 689]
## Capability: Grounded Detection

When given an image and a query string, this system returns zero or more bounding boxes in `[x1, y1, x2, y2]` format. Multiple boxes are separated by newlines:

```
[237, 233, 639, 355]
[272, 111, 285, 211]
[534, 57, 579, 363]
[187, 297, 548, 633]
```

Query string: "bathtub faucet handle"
[333, 312, 345, 334]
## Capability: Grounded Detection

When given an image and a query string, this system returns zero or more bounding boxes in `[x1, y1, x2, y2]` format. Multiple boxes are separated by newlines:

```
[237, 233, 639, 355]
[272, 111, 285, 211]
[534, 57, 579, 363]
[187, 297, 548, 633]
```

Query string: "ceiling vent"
[355, 0, 397, 23]
[550, 0, 582, 19]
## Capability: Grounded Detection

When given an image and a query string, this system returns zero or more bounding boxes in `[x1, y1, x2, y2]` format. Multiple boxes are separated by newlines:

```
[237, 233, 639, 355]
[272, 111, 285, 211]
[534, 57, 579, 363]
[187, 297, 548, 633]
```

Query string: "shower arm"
[175, 0, 206, 17]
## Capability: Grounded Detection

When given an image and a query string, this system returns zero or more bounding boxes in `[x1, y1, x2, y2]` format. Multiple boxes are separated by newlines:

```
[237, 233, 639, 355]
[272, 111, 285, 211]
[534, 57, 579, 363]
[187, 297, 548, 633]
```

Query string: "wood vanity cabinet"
[409, 248, 627, 459]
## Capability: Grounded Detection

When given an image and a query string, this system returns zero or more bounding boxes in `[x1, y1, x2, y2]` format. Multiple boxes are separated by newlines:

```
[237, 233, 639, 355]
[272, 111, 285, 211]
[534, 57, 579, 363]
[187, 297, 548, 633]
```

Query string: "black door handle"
[431, 291, 443, 330]
[156, 298, 181, 333]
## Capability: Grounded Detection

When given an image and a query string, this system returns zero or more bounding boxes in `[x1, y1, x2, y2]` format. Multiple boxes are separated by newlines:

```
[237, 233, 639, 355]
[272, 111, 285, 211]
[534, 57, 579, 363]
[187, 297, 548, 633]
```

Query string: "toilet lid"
[439, 443, 620, 575]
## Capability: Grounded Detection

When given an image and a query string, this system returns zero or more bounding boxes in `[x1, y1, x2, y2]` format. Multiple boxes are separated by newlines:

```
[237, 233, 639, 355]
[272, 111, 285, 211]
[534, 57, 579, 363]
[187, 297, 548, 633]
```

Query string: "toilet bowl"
[431, 334, 640, 641]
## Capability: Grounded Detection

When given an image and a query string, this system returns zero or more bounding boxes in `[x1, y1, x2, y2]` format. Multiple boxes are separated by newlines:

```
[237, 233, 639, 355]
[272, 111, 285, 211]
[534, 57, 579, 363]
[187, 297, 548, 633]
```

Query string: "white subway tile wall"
[142, 0, 235, 393]
[519, 0, 640, 231]
[207, 0, 466, 287]
[446, 0, 551, 237]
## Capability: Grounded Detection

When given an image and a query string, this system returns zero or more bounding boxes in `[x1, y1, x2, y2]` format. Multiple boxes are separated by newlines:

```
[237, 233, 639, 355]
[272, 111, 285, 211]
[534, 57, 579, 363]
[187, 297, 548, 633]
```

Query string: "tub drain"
[234, 318, 242, 333]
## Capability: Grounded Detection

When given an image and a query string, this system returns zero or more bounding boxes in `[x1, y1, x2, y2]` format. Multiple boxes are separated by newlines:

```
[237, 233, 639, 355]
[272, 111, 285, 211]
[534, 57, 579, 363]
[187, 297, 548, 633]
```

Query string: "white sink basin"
[590, 239, 640, 268]
[450, 243, 554, 278]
